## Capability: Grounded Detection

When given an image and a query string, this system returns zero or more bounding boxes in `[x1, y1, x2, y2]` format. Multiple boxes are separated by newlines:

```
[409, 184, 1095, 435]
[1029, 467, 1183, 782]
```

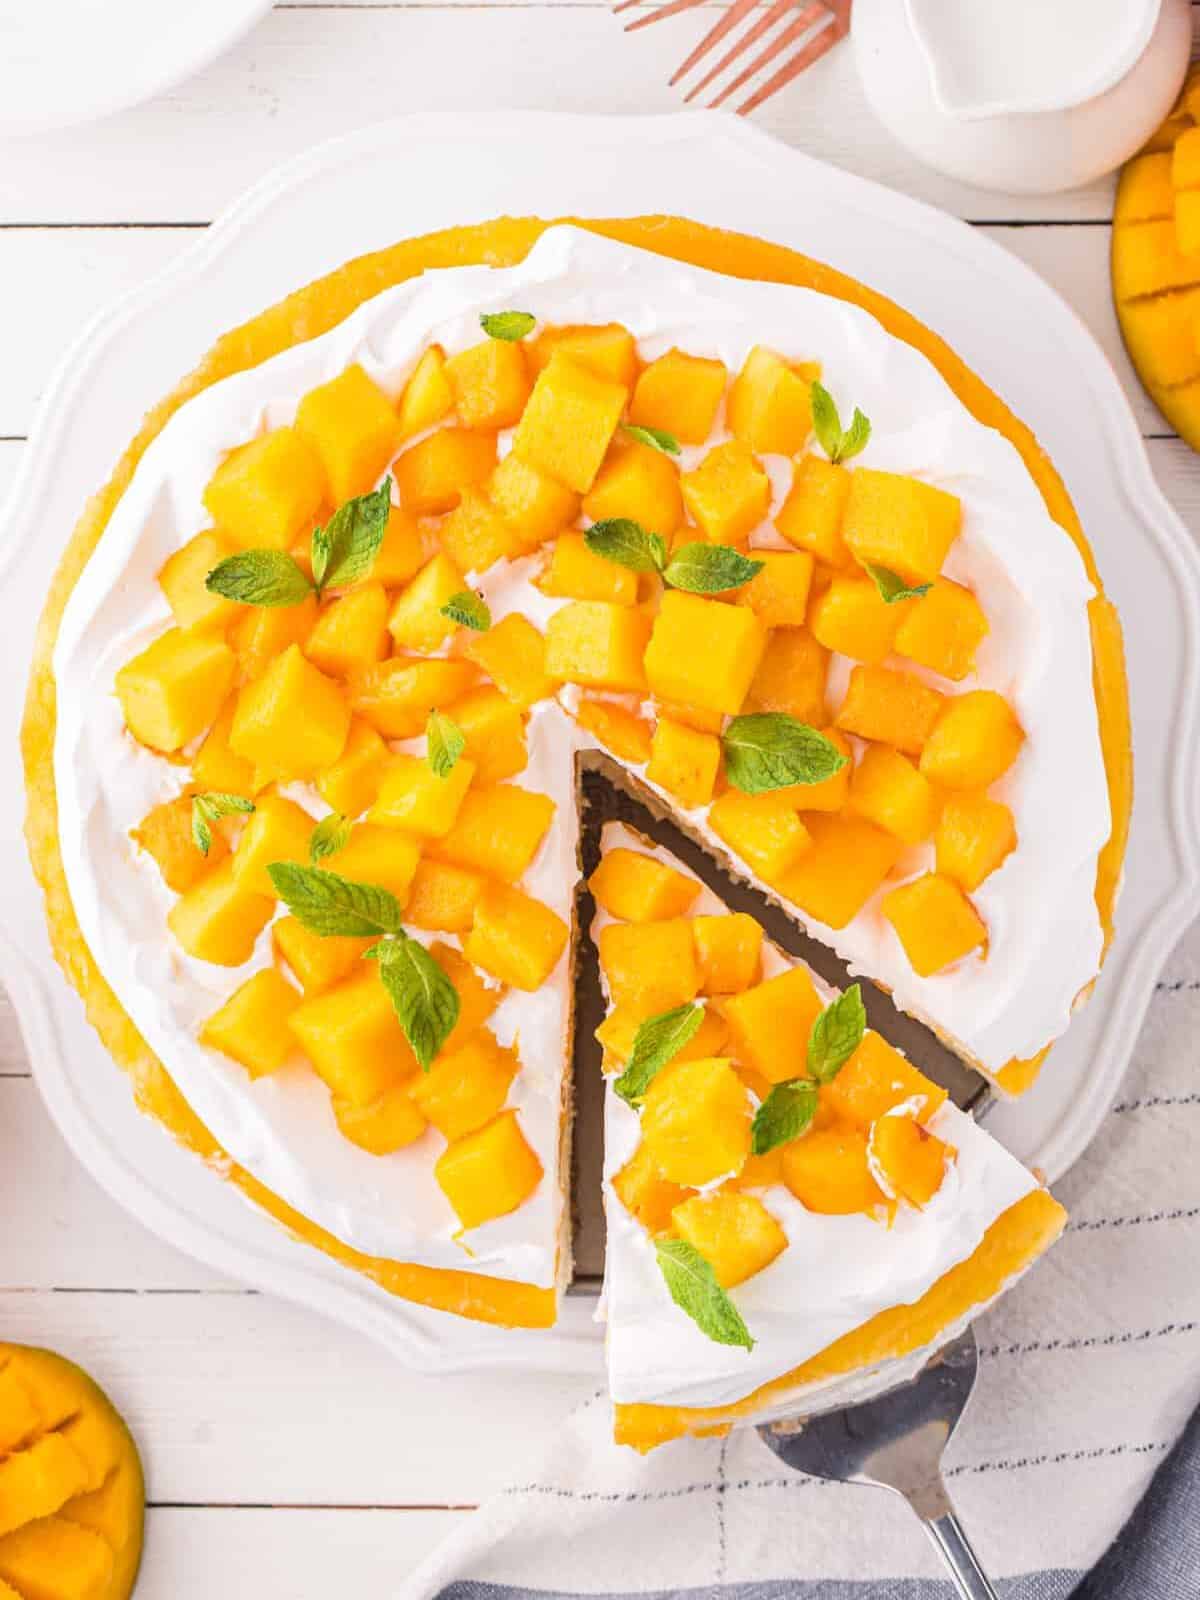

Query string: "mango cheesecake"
[23, 219, 1128, 1438]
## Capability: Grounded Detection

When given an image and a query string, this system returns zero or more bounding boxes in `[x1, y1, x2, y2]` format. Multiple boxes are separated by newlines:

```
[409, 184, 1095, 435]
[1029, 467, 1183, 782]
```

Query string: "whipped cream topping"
[52, 225, 1105, 1290]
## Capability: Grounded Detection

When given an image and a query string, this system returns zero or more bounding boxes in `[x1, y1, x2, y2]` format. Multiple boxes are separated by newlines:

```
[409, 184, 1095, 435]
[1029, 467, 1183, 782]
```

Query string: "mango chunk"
[272, 916, 373, 995]
[680, 440, 771, 544]
[290, 967, 417, 1105]
[744, 626, 828, 724]
[370, 753, 476, 838]
[893, 579, 989, 682]
[919, 690, 1024, 789]
[167, 859, 274, 966]
[439, 488, 521, 577]
[545, 600, 651, 692]
[775, 454, 853, 566]
[329, 822, 422, 905]
[692, 914, 762, 995]
[464, 613, 554, 709]
[316, 716, 390, 818]
[333, 1086, 427, 1154]
[445, 338, 532, 430]
[630, 349, 726, 444]
[435, 1110, 543, 1230]
[777, 812, 901, 929]
[848, 744, 940, 845]
[836, 664, 945, 755]
[231, 592, 319, 684]
[231, 644, 350, 783]
[935, 791, 1017, 891]
[305, 583, 390, 679]
[203, 426, 325, 550]
[447, 685, 528, 783]
[727, 345, 816, 456]
[810, 575, 907, 664]
[403, 859, 486, 934]
[708, 789, 811, 884]
[645, 591, 766, 716]
[116, 628, 236, 754]
[430, 941, 503, 1054]
[158, 530, 242, 634]
[409, 1028, 518, 1140]
[231, 792, 314, 897]
[295, 363, 397, 504]
[582, 437, 683, 538]
[641, 1058, 752, 1187]
[529, 322, 638, 387]
[488, 452, 580, 548]
[512, 351, 627, 493]
[671, 1189, 787, 1287]
[539, 530, 638, 605]
[588, 847, 700, 924]
[131, 794, 229, 894]
[574, 697, 653, 764]
[192, 693, 255, 798]
[0, 1516, 115, 1600]
[200, 968, 300, 1077]
[823, 1031, 948, 1129]
[842, 469, 962, 585]
[464, 883, 568, 990]
[396, 345, 454, 442]
[723, 966, 823, 1085]
[646, 716, 721, 809]
[882, 872, 987, 976]
[385, 553, 463, 654]
[434, 783, 554, 882]
[869, 1112, 953, 1207]
[393, 427, 497, 514]
[597, 919, 700, 1015]
[350, 655, 477, 739]
[373, 505, 429, 588]
[739, 551, 814, 629]
[782, 1128, 886, 1215]
[611, 1142, 696, 1235]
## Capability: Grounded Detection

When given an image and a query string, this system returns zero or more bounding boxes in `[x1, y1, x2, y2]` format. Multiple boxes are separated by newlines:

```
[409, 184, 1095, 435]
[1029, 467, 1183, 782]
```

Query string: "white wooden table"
[1, 6, 1198, 1594]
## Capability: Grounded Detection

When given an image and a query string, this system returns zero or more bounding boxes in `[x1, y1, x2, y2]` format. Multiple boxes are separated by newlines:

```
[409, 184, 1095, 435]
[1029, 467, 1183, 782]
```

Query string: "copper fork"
[614, 0, 851, 115]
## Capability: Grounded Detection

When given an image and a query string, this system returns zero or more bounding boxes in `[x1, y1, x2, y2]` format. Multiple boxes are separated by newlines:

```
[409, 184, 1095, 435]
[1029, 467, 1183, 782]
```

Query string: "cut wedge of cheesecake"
[590, 822, 1066, 1451]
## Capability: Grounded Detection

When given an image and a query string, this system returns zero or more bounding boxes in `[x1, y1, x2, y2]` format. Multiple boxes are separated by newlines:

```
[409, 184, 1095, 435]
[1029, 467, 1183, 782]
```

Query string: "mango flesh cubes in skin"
[200, 968, 301, 1078]
[612, 1143, 695, 1235]
[369, 753, 476, 838]
[289, 967, 417, 1105]
[723, 965, 823, 1085]
[131, 795, 229, 894]
[836, 665, 945, 756]
[444, 338, 532, 430]
[738, 552, 814, 630]
[294, 363, 397, 504]
[539, 532, 638, 606]
[777, 812, 902, 929]
[823, 1031, 948, 1129]
[919, 690, 1024, 789]
[529, 322, 639, 388]
[783, 1129, 886, 1215]
[680, 440, 771, 545]
[646, 717, 721, 809]
[435, 1110, 544, 1231]
[708, 789, 811, 885]
[167, 859, 274, 966]
[589, 848, 700, 924]
[396, 345, 454, 443]
[744, 628, 827, 725]
[334, 1086, 427, 1155]
[630, 349, 726, 444]
[841, 469, 962, 586]
[512, 351, 627, 493]
[393, 427, 497, 514]
[597, 919, 700, 1016]
[848, 744, 940, 846]
[447, 686, 528, 784]
[775, 454, 852, 566]
[317, 717, 390, 818]
[544, 600, 651, 693]
[882, 872, 987, 977]
[640, 1058, 752, 1187]
[203, 426, 325, 550]
[488, 452, 580, 547]
[464, 883, 568, 990]
[582, 438, 684, 539]
[273, 916, 373, 995]
[350, 657, 478, 739]
[464, 613, 554, 710]
[935, 792, 1017, 891]
[231, 644, 350, 783]
[810, 576, 906, 664]
[671, 1190, 787, 1288]
[893, 579, 989, 682]
[330, 823, 421, 905]
[157, 530, 242, 633]
[644, 591, 766, 716]
[116, 628, 236, 754]
[692, 914, 762, 995]
[870, 1114, 953, 1208]
[409, 1029, 518, 1140]
[434, 784, 555, 883]
[386, 553, 466, 654]
[232, 792, 315, 897]
[574, 698, 653, 765]
[306, 583, 390, 679]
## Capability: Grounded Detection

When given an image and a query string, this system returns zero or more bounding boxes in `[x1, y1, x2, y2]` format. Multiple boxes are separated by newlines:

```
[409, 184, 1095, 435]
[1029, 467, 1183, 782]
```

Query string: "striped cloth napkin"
[401, 921, 1200, 1597]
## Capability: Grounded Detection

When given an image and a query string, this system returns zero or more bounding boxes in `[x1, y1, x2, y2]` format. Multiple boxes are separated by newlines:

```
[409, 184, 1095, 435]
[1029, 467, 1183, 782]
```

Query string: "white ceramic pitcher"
[852, 0, 1192, 193]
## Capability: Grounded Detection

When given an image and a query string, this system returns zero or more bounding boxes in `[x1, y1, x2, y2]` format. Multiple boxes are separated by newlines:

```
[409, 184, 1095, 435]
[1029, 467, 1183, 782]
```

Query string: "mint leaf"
[309, 812, 350, 866]
[621, 423, 681, 457]
[613, 1002, 705, 1106]
[191, 792, 254, 856]
[839, 408, 872, 463]
[376, 936, 460, 1070]
[480, 310, 535, 342]
[584, 518, 667, 574]
[426, 709, 466, 778]
[810, 380, 871, 465]
[655, 1238, 754, 1350]
[751, 1078, 819, 1156]
[865, 564, 931, 605]
[722, 715, 848, 795]
[311, 478, 392, 592]
[205, 551, 313, 608]
[267, 862, 404, 939]
[440, 590, 491, 632]
[663, 542, 763, 595]
[808, 983, 866, 1084]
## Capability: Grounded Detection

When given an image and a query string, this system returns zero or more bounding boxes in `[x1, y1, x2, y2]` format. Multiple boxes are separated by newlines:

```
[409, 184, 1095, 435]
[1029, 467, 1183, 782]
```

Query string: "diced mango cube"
[882, 872, 987, 976]
[231, 593, 319, 683]
[611, 1142, 696, 1235]
[588, 848, 699, 923]
[370, 752, 476, 838]
[487, 452, 580, 548]
[393, 427, 498, 514]
[644, 591, 766, 715]
[200, 968, 300, 1077]
[116, 628, 236, 753]
[630, 349, 726, 444]
[810, 575, 907, 664]
[333, 1086, 428, 1154]
[463, 884, 568, 990]
[777, 812, 901, 929]
[782, 1129, 886, 1215]
[790, 727, 852, 812]
[539, 531, 638, 605]
[744, 627, 828, 724]
[893, 579, 989, 681]
[739, 551, 814, 629]
[131, 794, 229, 893]
[842, 469, 962, 586]
[723, 966, 823, 1085]
[775, 454, 853, 566]
[646, 716, 720, 808]
[430, 941, 503, 1054]
[230, 644, 350, 782]
[272, 916, 373, 994]
[671, 1189, 787, 1287]
[305, 583, 390, 678]
[935, 792, 1017, 890]
[192, 694, 255, 798]
[582, 438, 684, 538]
[409, 1028, 518, 1139]
[445, 338, 532, 430]
[529, 322, 638, 387]
[597, 919, 700, 1015]
[848, 744, 940, 845]
[167, 859, 274, 966]
[203, 427, 325, 550]
[295, 363, 398, 504]
[574, 697, 653, 764]
[372, 506, 429, 588]
[836, 664, 945, 755]
[919, 690, 1024, 788]
[158, 530, 242, 633]
[680, 440, 771, 544]
[692, 914, 762, 995]
[655, 699, 725, 735]
[512, 352, 628, 493]
[289, 967, 417, 1105]
[386, 552, 466, 654]
[727, 345, 815, 456]
[434, 784, 555, 882]
[641, 1058, 752, 1186]
[396, 345, 454, 442]
[545, 600, 651, 692]
[231, 792, 315, 896]
[330, 822, 421, 905]
[350, 656, 477, 739]
[438, 489, 519, 576]
[317, 716, 390, 818]
[869, 1113, 953, 1207]
[435, 1110, 543, 1230]
[823, 1031, 948, 1129]
[447, 685, 528, 782]
[708, 789, 811, 884]
[464, 612, 554, 709]
[404, 858, 487, 932]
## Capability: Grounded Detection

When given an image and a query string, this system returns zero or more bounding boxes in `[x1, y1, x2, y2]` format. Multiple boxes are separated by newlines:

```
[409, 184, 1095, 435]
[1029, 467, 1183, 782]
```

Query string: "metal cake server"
[757, 1328, 997, 1599]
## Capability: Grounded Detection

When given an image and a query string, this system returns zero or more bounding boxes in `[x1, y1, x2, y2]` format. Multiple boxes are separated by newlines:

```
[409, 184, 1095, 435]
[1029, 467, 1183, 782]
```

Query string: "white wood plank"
[0, 1291, 593, 1505]
[0, 9, 1114, 225]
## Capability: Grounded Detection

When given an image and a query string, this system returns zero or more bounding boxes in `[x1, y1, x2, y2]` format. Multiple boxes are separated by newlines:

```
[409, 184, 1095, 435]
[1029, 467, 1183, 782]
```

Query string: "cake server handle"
[922, 1507, 998, 1600]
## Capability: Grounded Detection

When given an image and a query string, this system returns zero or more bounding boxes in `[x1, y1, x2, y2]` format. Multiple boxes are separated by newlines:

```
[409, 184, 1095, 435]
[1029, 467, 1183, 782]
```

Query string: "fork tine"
[736, 1, 849, 113]
[682, 0, 797, 102]
[707, 2, 829, 109]
[667, 0, 762, 86]
[622, 0, 706, 35]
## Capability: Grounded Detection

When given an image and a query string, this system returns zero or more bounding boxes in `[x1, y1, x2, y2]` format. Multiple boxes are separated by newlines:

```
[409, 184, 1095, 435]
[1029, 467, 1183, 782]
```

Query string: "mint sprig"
[191, 792, 254, 856]
[808, 983, 866, 1083]
[441, 590, 491, 632]
[865, 564, 931, 605]
[309, 812, 350, 866]
[621, 423, 681, 457]
[584, 519, 762, 595]
[268, 862, 404, 939]
[722, 714, 847, 795]
[655, 1238, 754, 1350]
[613, 1002, 705, 1106]
[751, 1079, 819, 1156]
[203, 551, 313, 608]
[811, 381, 871, 465]
[426, 709, 466, 778]
[480, 310, 535, 342]
[584, 519, 667, 573]
[373, 936, 460, 1070]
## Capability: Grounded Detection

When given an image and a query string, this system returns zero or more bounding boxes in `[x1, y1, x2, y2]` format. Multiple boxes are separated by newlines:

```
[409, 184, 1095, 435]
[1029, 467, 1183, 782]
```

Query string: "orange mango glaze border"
[22, 216, 1128, 1329]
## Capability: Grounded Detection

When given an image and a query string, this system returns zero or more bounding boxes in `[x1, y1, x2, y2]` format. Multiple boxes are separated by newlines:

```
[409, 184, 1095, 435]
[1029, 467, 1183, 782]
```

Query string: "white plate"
[3, 112, 1198, 1375]
[0, 0, 272, 137]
